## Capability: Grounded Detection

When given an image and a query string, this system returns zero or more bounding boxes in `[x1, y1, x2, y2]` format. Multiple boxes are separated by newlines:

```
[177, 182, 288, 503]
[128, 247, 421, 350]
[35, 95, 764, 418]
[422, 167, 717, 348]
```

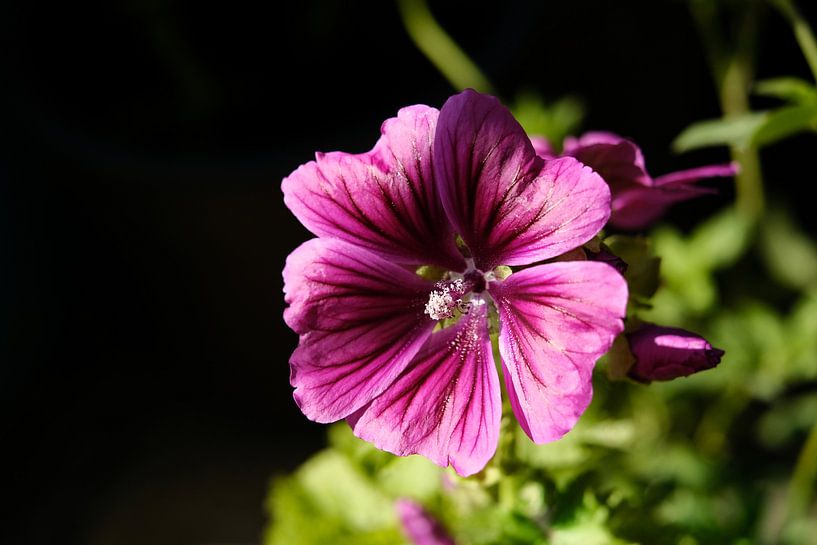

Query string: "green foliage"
[672, 112, 768, 152]
[754, 77, 817, 104]
[673, 76, 817, 153]
[604, 235, 661, 299]
[265, 4, 817, 545]
[511, 93, 585, 151]
[759, 208, 817, 290]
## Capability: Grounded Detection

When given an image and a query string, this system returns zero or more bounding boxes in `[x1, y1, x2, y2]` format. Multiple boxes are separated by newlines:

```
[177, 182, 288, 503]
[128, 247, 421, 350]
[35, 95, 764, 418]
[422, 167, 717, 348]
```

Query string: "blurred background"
[2, 1, 816, 544]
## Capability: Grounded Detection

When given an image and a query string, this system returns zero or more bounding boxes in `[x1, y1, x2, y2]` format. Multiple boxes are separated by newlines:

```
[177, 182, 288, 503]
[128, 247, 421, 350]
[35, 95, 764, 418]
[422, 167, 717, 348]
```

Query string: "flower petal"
[351, 301, 500, 476]
[609, 185, 713, 230]
[490, 261, 627, 442]
[395, 499, 456, 545]
[282, 105, 464, 270]
[563, 131, 651, 192]
[529, 135, 557, 159]
[435, 90, 611, 270]
[284, 238, 436, 423]
[653, 163, 737, 187]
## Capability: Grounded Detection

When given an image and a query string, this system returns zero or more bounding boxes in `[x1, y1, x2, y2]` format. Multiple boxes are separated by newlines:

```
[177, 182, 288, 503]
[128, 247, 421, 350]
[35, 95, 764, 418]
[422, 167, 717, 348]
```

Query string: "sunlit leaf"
[754, 77, 817, 105]
[297, 451, 395, 530]
[673, 112, 768, 152]
[752, 104, 817, 147]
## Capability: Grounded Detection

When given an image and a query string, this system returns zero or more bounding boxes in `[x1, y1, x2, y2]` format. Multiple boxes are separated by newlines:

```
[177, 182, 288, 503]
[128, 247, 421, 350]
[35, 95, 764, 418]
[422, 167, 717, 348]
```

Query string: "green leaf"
[759, 207, 817, 290]
[754, 77, 817, 104]
[757, 393, 817, 448]
[512, 92, 585, 149]
[752, 104, 817, 148]
[263, 471, 406, 545]
[551, 492, 637, 545]
[376, 455, 443, 501]
[604, 235, 662, 298]
[672, 112, 768, 152]
[297, 451, 395, 530]
[687, 207, 753, 270]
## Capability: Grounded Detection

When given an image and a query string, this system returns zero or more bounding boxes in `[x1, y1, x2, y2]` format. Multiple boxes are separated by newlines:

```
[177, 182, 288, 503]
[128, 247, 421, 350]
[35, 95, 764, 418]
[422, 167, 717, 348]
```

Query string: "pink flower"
[536, 132, 737, 230]
[396, 499, 455, 545]
[627, 324, 724, 382]
[282, 90, 628, 476]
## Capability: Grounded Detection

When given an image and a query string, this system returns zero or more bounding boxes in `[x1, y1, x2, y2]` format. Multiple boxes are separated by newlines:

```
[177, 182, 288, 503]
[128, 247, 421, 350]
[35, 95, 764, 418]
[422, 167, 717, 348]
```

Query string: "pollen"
[424, 278, 465, 320]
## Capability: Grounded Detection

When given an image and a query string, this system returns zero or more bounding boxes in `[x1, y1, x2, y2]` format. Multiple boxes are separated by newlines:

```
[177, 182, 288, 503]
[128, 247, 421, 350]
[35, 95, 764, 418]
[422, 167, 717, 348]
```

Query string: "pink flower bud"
[396, 498, 456, 545]
[627, 324, 724, 382]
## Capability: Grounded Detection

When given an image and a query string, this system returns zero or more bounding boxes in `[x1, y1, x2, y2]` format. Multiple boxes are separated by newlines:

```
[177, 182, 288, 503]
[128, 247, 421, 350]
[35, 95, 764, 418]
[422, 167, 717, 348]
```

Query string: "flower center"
[423, 266, 490, 321]
[424, 278, 466, 321]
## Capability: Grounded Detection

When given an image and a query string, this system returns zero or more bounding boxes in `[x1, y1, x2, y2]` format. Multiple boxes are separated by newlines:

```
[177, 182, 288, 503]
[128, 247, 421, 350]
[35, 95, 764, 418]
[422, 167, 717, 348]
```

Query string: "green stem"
[770, 0, 817, 82]
[396, 0, 495, 93]
[692, 1, 766, 223]
[721, 60, 765, 222]
[785, 418, 817, 523]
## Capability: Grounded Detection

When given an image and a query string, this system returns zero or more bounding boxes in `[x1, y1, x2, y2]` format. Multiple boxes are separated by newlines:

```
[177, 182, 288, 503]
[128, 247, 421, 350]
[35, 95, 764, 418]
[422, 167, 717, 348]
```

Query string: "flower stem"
[691, 0, 766, 223]
[770, 0, 817, 83]
[396, 0, 496, 94]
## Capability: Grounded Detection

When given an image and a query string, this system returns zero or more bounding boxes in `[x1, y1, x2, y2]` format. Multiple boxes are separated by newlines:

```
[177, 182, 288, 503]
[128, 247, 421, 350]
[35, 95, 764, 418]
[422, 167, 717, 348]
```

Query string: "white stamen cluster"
[424, 278, 465, 320]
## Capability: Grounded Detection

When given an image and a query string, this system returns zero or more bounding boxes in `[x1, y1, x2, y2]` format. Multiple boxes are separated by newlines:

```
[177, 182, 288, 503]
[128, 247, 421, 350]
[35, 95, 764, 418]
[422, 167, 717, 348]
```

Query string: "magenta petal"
[563, 131, 651, 193]
[283, 238, 436, 423]
[610, 185, 713, 230]
[435, 90, 611, 270]
[351, 301, 500, 477]
[396, 499, 456, 545]
[610, 163, 734, 230]
[282, 105, 464, 270]
[627, 324, 724, 382]
[490, 262, 627, 442]
[653, 162, 738, 187]
[529, 135, 557, 159]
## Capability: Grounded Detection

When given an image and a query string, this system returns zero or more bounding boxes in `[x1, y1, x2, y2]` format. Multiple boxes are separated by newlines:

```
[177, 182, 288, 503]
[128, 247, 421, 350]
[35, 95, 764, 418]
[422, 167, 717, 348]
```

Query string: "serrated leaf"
[754, 77, 817, 105]
[672, 112, 768, 152]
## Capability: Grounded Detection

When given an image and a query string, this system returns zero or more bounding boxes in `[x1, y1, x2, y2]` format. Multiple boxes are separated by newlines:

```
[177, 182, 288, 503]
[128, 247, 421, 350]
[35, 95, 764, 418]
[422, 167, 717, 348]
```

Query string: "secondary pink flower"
[627, 324, 724, 382]
[283, 90, 628, 476]
[543, 132, 737, 230]
[396, 499, 455, 545]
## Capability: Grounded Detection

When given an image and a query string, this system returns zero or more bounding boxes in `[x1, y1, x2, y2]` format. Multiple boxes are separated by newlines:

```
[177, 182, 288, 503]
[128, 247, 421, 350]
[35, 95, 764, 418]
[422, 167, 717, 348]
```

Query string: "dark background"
[2, 1, 815, 544]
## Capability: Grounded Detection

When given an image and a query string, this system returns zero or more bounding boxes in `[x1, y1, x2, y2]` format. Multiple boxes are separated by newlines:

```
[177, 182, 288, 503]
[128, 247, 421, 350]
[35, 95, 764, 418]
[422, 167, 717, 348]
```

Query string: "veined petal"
[351, 301, 500, 477]
[282, 105, 464, 270]
[490, 261, 627, 443]
[435, 90, 611, 270]
[563, 131, 651, 192]
[284, 238, 436, 423]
